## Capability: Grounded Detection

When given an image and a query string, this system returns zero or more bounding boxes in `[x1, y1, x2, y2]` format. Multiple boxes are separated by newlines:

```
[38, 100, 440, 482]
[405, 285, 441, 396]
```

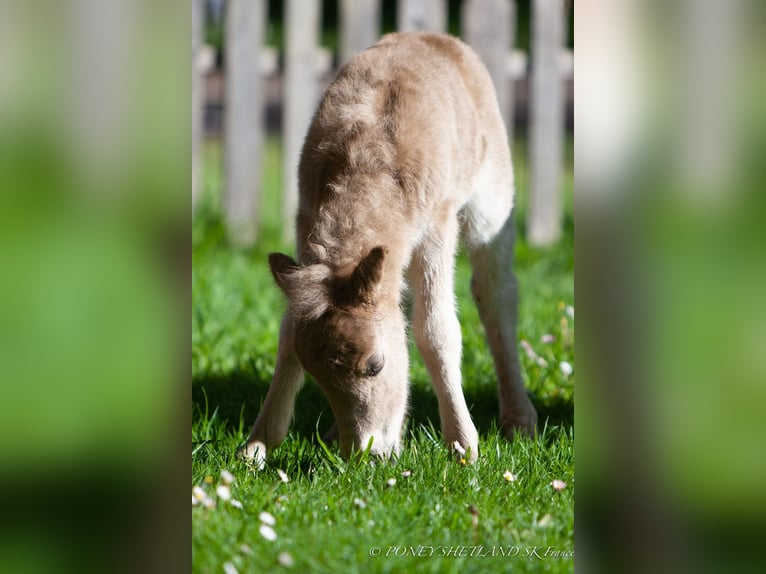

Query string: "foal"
[242, 32, 537, 463]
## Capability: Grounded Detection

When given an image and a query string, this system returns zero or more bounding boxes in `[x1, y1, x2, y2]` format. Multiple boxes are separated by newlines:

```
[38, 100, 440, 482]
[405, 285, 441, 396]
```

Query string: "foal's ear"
[349, 246, 387, 304]
[268, 253, 330, 320]
[268, 253, 300, 293]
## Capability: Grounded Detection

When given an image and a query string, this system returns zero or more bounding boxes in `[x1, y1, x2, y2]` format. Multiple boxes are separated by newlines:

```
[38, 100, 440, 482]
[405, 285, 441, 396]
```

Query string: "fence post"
[462, 0, 513, 134]
[528, 0, 564, 246]
[397, 0, 447, 32]
[225, 0, 265, 247]
[192, 0, 203, 212]
[283, 0, 321, 244]
[340, 0, 381, 65]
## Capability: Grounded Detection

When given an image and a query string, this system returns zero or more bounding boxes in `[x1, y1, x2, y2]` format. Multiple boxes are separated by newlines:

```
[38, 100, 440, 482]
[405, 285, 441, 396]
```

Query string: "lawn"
[192, 138, 574, 573]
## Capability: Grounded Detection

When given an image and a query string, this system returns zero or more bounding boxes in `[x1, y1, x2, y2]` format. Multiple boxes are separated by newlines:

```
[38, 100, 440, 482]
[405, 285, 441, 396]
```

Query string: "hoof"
[448, 437, 480, 463]
[500, 398, 538, 439]
[238, 440, 267, 470]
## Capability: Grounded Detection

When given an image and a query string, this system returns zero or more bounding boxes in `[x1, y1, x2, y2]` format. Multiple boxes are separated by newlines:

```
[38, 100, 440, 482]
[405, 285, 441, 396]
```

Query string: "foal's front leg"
[241, 316, 304, 466]
[410, 217, 480, 461]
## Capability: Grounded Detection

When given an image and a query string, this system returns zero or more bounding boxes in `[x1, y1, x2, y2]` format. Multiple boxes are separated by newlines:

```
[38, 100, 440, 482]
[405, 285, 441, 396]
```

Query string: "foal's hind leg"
[466, 215, 537, 438]
[240, 316, 304, 466]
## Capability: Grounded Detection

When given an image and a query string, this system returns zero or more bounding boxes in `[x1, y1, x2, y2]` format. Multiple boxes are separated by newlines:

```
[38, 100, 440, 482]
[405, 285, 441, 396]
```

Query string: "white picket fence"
[192, 0, 573, 247]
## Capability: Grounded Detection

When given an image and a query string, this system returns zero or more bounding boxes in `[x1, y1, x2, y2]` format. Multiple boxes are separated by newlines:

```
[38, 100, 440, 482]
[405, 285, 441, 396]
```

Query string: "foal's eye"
[364, 354, 385, 377]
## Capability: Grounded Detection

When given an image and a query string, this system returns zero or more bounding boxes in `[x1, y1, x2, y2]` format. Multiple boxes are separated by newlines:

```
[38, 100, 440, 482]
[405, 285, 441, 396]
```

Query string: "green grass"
[193, 137, 574, 573]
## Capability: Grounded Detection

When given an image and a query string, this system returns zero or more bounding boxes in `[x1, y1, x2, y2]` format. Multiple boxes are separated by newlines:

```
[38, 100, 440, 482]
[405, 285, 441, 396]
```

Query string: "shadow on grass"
[192, 368, 573, 447]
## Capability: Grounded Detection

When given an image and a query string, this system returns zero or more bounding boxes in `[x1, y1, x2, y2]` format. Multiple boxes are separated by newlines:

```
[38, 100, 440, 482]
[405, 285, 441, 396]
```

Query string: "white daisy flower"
[216, 485, 232, 501]
[401, 470, 412, 478]
[353, 497, 367, 508]
[502, 471, 516, 482]
[258, 511, 276, 526]
[537, 513, 553, 527]
[551, 479, 567, 491]
[220, 470, 235, 485]
[277, 469, 290, 483]
[229, 499, 243, 509]
[223, 561, 238, 574]
[559, 361, 573, 377]
[386, 478, 397, 487]
[278, 552, 294, 567]
[520, 340, 548, 367]
[259, 523, 277, 541]
[193, 485, 215, 508]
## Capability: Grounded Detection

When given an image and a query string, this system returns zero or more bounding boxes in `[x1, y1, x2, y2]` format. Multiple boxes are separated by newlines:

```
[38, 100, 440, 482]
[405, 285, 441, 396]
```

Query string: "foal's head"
[269, 247, 408, 459]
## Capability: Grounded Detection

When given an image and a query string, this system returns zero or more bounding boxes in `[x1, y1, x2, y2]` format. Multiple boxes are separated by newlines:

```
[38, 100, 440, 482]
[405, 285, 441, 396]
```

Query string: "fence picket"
[340, 0, 381, 65]
[224, 0, 265, 246]
[283, 0, 321, 243]
[462, 0, 514, 135]
[528, 0, 565, 246]
[397, 0, 447, 32]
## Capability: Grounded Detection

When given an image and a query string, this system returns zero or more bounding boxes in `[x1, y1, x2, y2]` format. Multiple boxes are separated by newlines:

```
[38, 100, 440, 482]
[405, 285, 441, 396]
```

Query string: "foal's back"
[296, 32, 511, 267]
